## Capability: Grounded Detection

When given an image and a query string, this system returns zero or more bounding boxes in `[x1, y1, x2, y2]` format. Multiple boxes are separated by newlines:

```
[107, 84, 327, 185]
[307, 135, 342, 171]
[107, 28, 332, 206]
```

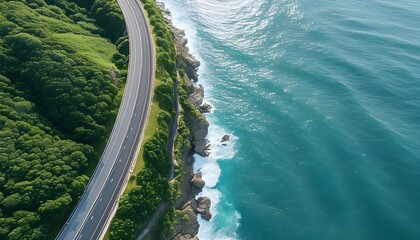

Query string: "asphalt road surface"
[56, 0, 154, 239]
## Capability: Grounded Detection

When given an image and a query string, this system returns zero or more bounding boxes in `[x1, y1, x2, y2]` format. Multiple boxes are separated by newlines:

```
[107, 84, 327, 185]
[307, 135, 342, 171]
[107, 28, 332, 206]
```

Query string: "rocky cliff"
[157, 2, 213, 240]
[184, 110, 210, 157]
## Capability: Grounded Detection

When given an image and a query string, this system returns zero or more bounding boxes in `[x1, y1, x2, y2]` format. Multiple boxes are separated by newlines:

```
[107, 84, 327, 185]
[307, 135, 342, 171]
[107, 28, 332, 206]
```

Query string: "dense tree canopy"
[1, 0, 122, 143]
[0, 0, 125, 238]
[91, 0, 124, 41]
[108, 0, 179, 239]
[109, 168, 169, 239]
[0, 74, 93, 239]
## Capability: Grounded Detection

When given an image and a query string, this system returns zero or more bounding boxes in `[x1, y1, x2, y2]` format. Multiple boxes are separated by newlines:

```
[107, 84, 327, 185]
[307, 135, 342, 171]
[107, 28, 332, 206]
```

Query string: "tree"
[5, 33, 42, 59]
[38, 193, 72, 218]
[0, 0, 126, 237]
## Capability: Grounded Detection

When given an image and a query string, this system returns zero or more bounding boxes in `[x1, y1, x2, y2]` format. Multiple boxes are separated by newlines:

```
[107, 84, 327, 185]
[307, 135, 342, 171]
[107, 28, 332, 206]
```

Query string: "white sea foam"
[158, 0, 240, 238]
[235, 211, 242, 228]
[193, 122, 238, 239]
[193, 123, 238, 189]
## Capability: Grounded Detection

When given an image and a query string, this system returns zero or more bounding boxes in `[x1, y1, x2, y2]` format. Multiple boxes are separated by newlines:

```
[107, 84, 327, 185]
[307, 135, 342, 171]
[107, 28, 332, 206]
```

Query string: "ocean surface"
[159, 0, 420, 239]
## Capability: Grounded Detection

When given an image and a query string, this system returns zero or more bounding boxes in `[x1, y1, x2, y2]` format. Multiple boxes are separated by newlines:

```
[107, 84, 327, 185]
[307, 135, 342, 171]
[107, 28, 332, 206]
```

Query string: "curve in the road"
[56, 0, 154, 239]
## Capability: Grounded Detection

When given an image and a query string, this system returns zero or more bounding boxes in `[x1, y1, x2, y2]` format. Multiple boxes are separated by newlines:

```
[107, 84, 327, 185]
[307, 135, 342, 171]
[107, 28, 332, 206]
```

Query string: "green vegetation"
[109, 0, 203, 238]
[108, 0, 180, 239]
[0, 75, 93, 239]
[52, 33, 117, 69]
[0, 0, 127, 239]
[91, 0, 125, 41]
[110, 168, 170, 239]
[124, 100, 159, 194]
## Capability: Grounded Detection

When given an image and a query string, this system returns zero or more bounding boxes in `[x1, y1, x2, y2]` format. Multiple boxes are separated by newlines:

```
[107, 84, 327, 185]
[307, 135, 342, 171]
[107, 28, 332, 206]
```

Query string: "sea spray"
[158, 0, 241, 238]
[193, 121, 239, 240]
[163, 0, 420, 239]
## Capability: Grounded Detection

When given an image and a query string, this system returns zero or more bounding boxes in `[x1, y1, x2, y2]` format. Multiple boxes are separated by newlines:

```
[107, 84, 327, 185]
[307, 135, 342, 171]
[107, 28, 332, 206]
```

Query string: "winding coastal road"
[56, 0, 154, 239]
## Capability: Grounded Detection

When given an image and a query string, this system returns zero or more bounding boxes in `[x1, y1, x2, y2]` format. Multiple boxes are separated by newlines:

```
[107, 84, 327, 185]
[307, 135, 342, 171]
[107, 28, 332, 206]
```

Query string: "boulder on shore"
[220, 134, 231, 142]
[174, 205, 200, 237]
[199, 102, 212, 113]
[191, 172, 205, 193]
[194, 139, 210, 157]
[188, 84, 204, 107]
[173, 234, 199, 240]
[196, 197, 212, 221]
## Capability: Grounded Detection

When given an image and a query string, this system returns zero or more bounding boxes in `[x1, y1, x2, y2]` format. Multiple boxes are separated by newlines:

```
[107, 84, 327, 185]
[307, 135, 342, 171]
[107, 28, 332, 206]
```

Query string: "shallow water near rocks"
[160, 0, 420, 239]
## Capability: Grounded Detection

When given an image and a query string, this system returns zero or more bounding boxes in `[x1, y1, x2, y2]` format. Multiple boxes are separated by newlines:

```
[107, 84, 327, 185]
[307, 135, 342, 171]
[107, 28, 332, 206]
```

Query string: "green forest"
[107, 0, 187, 238]
[0, 0, 127, 239]
[108, 0, 197, 239]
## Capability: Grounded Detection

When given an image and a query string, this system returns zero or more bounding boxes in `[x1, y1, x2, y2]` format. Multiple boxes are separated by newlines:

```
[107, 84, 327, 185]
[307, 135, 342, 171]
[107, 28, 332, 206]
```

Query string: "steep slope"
[0, 0, 126, 238]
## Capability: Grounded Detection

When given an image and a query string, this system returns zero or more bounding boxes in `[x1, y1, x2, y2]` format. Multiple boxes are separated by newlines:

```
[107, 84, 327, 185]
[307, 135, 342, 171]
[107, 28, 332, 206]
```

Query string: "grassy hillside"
[0, 0, 127, 239]
[53, 33, 117, 69]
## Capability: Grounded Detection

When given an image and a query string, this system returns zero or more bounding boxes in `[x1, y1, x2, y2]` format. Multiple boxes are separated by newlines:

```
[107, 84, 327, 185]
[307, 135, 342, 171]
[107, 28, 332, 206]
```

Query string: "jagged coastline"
[157, 2, 213, 239]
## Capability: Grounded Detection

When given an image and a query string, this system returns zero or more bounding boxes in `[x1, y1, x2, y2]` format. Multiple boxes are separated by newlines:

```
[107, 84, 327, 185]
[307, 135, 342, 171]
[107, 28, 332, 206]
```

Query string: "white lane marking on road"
[111, 178, 114, 183]
[99, 198, 102, 202]
[119, 159, 121, 162]
[90, 216, 94, 220]
[58, 0, 154, 238]
[123, 146, 126, 149]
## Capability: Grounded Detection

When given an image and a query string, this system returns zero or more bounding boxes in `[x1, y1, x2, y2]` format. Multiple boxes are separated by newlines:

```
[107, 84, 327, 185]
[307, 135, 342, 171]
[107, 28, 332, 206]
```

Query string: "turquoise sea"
[160, 0, 420, 239]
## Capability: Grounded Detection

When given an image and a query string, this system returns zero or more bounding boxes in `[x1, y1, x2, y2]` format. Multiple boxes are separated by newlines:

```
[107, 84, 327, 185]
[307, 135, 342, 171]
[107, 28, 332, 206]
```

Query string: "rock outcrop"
[172, 196, 211, 239]
[184, 75, 212, 113]
[173, 204, 200, 240]
[172, 28, 200, 81]
[180, 205, 199, 234]
[108, 66, 120, 87]
[220, 134, 231, 142]
[196, 197, 212, 221]
[194, 139, 211, 157]
[173, 234, 200, 240]
[157, 2, 200, 82]
[173, 196, 212, 240]
[198, 103, 212, 113]
[158, 2, 210, 157]
[187, 84, 204, 107]
[184, 112, 210, 157]
[164, 5, 212, 114]
[191, 172, 205, 194]
[157, 3, 213, 240]
[173, 194, 213, 240]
